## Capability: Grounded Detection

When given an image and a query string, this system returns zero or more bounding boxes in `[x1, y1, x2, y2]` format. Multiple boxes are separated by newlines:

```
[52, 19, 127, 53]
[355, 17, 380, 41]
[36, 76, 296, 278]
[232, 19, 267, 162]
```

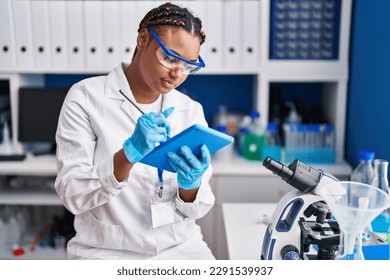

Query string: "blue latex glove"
[123, 107, 174, 164]
[167, 144, 210, 190]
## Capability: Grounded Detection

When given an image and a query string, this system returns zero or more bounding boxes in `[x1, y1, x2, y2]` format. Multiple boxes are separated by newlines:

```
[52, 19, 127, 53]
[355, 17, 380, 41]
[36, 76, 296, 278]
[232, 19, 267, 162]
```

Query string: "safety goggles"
[149, 28, 205, 75]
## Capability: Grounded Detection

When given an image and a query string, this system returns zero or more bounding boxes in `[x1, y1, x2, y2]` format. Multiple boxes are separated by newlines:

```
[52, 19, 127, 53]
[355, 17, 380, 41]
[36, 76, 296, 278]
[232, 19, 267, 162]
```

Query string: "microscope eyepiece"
[263, 157, 294, 181]
[262, 156, 323, 193]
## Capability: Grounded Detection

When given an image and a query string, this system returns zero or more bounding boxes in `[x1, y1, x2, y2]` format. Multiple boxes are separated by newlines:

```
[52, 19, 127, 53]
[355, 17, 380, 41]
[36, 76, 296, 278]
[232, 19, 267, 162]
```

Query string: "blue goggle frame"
[149, 28, 205, 72]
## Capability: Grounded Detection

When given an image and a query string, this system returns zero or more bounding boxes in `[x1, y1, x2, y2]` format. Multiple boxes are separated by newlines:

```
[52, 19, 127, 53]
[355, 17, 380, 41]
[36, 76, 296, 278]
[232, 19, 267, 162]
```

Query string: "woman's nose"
[169, 66, 184, 79]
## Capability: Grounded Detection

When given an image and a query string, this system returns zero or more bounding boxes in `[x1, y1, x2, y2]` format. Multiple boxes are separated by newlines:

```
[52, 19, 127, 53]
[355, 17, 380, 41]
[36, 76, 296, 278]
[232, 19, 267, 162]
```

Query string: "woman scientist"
[55, 2, 215, 260]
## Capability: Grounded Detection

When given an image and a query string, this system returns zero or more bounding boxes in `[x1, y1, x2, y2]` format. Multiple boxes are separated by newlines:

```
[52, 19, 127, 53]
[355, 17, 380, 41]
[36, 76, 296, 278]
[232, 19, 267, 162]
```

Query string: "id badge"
[151, 199, 175, 228]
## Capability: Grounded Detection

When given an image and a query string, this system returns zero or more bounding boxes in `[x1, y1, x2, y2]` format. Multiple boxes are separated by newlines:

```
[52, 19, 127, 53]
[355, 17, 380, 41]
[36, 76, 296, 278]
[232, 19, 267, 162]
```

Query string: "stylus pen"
[119, 89, 168, 199]
[119, 89, 171, 140]
[119, 89, 145, 115]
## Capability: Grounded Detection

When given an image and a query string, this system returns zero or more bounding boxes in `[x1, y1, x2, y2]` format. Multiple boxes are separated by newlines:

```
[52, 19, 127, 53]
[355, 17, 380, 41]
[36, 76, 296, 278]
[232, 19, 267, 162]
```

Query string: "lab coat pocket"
[77, 211, 124, 250]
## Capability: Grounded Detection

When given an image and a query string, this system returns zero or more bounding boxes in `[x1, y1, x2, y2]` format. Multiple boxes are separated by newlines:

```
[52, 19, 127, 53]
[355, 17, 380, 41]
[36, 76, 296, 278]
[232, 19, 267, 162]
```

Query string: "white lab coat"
[55, 63, 215, 259]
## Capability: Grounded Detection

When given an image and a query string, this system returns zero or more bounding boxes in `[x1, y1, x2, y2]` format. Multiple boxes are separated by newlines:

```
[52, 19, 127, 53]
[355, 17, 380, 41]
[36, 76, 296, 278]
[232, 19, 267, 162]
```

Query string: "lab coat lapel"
[104, 64, 142, 124]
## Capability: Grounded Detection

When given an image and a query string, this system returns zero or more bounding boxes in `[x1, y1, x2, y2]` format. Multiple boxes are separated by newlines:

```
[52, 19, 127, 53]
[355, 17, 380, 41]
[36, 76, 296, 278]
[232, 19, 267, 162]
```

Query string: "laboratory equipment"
[318, 181, 390, 260]
[0, 121, 12, 155]
[242, 110, 265, 161]
[284, 101, 302, 125]
[262, 122, 282, 161]
[350, 150, 375, 184]
[283, 123, 336, 164]
[370, 159, 390, 233]
[213, 105, 234, 160]
[269, 0, 341, 60]
[261, 157, 340, 260]
[237, 115, 251, 156]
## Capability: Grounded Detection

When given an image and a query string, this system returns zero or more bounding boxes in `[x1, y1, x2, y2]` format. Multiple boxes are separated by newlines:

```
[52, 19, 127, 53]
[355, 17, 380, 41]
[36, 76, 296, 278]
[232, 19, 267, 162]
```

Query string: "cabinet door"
[214, 175, 292, 203]
[197, 175, 292, 260]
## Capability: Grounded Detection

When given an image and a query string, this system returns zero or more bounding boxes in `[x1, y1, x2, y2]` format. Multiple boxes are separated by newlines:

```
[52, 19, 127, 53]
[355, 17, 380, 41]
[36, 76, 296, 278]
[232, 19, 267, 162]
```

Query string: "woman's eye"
[164, 55, 177, 64]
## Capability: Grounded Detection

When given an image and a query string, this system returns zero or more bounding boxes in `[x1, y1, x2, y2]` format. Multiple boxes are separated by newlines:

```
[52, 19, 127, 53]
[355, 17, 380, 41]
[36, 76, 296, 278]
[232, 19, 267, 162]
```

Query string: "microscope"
[260, 157, 341, 260]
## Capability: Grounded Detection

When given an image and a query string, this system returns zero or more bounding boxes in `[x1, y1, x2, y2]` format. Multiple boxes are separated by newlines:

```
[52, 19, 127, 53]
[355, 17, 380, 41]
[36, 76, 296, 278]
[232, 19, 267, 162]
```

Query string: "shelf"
[0, 154, 57, 176]
[0, 246, 67, 260]
[0, 189, 62, 205]
[0, 152, 352, 179]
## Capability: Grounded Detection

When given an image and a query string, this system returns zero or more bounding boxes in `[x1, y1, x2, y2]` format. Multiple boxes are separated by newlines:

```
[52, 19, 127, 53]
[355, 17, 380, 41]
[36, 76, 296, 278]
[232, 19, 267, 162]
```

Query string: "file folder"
[67, 0, 85, 70]
[118, 1, 137, 64]
[223, 0, 242, 69]
[0, 0, 16, 69]
[184, 0, 206, 21]
[184, 1, 206, 66]
[31, 0, 50, 70]
[203, 0, 224, 69]
[242, 0, 259, 69]
[84, 0, 103, 70]
[11, 0, 34, 69]
[135, 1, 156, 25]
[102, 1, 120, 71]
[49, 0, 69, 70]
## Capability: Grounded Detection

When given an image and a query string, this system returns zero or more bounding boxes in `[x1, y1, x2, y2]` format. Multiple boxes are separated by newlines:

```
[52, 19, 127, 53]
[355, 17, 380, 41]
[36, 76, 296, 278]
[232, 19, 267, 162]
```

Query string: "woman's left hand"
[167, 145, 210, 190]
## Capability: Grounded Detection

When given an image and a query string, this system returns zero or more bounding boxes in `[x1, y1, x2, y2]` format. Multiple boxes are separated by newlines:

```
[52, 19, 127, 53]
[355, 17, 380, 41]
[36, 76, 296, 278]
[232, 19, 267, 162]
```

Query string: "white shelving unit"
[0, 0, 353, 260]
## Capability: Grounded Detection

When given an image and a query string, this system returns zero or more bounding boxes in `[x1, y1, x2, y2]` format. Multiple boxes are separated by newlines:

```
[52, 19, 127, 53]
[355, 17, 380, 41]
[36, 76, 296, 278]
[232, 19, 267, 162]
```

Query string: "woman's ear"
[136, 28, 150, 52]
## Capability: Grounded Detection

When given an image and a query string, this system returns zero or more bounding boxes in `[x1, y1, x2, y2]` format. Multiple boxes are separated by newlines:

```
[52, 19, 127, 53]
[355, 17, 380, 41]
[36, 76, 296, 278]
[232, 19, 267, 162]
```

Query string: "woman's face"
[138, 27, 201, 95]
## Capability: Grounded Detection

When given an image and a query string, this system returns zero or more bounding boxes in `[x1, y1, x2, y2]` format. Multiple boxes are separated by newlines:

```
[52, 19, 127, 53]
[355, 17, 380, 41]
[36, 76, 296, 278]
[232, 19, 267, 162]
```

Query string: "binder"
[118, 1, 137, 64]
[203, 0, 224, 69]
[67, 0, 85, 71]
[49, 0, 69, 70]
[10, 0, 34, 69]
[185, 1, 206, 21]
[0, 0, 15, 69]
[242, 0, 259, 69]
[84, 0, 103, 70]
[184, 1, 207, 68]
[31, 0, 51, 70]
[135, 1, 156, 25]
[223, 0, 242, 69]
[102, 1, 120, 71]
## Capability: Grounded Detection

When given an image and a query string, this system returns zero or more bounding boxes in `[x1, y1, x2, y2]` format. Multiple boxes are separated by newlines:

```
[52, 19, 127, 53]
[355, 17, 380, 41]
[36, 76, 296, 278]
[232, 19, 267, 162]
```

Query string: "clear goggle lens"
[156, 47, 201, 75]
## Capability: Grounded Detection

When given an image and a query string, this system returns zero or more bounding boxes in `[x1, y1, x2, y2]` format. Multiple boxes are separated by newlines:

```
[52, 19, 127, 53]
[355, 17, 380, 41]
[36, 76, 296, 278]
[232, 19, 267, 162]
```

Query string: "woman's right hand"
[123, 107, 174, 164]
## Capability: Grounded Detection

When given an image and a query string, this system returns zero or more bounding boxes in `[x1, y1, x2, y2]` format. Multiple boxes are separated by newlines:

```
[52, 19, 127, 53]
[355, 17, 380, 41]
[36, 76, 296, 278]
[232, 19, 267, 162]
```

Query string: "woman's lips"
[161, 79, 176, 88]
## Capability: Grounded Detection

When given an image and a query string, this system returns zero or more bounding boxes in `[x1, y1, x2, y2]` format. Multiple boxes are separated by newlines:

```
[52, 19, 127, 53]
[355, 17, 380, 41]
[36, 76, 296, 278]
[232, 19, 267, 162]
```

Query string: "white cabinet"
[0, 155, 67, 259]
[0, 0, 353, 260]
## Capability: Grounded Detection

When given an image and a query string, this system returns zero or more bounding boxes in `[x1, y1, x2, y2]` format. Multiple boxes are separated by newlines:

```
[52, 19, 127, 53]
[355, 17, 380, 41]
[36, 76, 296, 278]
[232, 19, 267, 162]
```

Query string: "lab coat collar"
[104, 63, 142, 123]
[104, 63, 132, 100]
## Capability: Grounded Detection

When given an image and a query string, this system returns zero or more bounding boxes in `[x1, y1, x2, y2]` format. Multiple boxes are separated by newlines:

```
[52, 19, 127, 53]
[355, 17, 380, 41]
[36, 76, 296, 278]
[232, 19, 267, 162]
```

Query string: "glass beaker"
[318, 181, 390, 260]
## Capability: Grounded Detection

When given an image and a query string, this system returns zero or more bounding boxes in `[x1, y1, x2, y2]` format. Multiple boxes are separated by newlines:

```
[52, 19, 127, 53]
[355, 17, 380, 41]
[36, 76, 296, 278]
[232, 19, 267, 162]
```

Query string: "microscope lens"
[263, 157, 294, 181]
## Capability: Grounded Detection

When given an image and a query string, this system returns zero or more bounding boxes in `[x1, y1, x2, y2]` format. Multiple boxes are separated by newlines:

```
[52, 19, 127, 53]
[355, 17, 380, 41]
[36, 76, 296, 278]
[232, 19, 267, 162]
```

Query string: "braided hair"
[139, 2, 205, 44]
[136, 2, 205, 52]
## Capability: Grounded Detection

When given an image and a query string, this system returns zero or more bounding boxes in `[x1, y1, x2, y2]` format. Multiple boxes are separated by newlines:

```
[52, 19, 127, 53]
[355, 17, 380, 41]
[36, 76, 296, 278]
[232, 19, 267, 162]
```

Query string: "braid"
[138, 2, 206, 45]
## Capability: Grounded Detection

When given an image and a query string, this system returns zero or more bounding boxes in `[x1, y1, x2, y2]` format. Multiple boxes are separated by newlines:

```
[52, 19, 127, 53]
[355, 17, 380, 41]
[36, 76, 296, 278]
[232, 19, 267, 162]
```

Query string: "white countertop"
[0, 154, 57, 176]
[0, 153, 352, 177]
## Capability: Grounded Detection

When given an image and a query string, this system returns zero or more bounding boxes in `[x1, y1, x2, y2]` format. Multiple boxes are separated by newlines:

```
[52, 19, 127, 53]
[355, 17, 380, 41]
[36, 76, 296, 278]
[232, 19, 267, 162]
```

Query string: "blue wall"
[45, 73, 256, 125]
[346, 0, 390, 167]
